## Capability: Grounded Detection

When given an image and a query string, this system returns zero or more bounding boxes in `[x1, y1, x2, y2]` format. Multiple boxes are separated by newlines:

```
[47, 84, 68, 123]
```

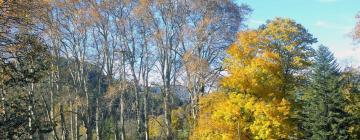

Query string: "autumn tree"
[339, 67, 360, 139]
[180, 0, 251, 123]
[192, 18, 317, 139]
[0, 0, 51, 139]
[48, 1, 96, 139]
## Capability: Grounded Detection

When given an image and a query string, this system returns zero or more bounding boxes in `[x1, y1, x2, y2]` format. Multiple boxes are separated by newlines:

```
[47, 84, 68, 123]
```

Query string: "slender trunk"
[70, 101, 74, 140]
[129, 44, 142, 139]
[164, 55, 173, 140]
[50, 70, 56, 139]
[28, 83, 35, 139]
[120, 91, 125, 140]
[83, 71, 92, 140]
[41, 94, 59, 140]
[164, 86, 172, 140]
[191, 92, 197, 121]
[1, 87, 10, 139]
[143, 67, 149, 140]
[75, 103, 80, 140]
[143, 88, 149, 140]
[1, 87, 6, 121]
[141, 27, 150, 140]
[95, 98, 100, 140]
[60, 104, 69, 140]
[119, 51, 126, 140]
[134, 84, 141, 139]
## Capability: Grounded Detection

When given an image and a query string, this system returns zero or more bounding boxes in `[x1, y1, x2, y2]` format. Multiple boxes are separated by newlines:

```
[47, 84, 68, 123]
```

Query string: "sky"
[237, 0, 360, 67]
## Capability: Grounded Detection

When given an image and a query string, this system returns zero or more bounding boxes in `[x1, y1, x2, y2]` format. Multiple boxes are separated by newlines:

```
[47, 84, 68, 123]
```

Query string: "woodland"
[1, 0, 360, 140]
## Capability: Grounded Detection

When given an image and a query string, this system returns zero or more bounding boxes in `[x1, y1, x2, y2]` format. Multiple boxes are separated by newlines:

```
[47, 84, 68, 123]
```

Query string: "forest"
[1, 0, 360, 139]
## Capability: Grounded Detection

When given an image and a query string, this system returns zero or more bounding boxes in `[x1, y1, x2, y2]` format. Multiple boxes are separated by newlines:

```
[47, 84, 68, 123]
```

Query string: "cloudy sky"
[238, 0, 360, 67]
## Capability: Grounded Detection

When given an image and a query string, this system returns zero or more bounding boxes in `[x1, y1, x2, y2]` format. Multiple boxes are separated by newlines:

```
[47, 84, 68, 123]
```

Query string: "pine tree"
[302, 45, 350, 139]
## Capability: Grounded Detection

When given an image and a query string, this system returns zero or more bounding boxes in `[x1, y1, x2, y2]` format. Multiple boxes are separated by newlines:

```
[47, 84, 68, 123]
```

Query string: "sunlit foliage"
[192, 18, 317, 139]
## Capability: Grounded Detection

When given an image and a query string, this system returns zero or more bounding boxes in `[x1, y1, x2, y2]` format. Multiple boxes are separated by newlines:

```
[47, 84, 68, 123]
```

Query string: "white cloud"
[333, 46, 360, 67]
[315, 20, 331, 28]
[314, 20, 352, 35]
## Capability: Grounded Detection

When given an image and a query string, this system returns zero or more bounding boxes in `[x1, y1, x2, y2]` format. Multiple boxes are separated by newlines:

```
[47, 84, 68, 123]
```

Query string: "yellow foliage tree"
[191, 18, 316, 140]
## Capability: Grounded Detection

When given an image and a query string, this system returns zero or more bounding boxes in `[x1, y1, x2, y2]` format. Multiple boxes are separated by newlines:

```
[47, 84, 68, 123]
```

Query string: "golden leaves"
[192, 18, 314, 139]
[222, 29, 283, 98]
[192, 92, 292, 140]
[149, 115, 165, 138]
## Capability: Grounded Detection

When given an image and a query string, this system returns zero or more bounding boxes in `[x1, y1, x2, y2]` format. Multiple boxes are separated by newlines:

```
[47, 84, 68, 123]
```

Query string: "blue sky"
[237, 0, 360, 66]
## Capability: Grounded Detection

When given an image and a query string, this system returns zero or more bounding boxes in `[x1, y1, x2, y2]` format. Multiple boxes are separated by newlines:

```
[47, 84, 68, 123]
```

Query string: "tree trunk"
[50, 70, 57, 139]
[143, 88, 149, 140]
[133, 84, 142, 139]
[1, 87, 6, 122]
[95, 98, 100, 140]
[41, 94, 59, 140]
[120, 92, 125, 140]
[164, 86, 172, 140]
[143, 70, 149, 140]
[75, 104, 80, 140]
[119, 51, 126, 140]
[70, 101, 74, 140]
[60, 104, 69, 140]
[84, 75, 92, 140]
[28, 83, 35, 139]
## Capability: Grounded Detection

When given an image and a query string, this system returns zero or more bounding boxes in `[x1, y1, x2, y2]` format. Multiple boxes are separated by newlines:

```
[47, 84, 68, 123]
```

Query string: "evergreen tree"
[302, 45, 350, 139]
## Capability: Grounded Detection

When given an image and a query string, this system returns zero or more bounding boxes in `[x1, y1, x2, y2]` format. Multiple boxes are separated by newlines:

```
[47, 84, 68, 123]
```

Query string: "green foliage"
[1, 34, 50, 86]
[301, 45, 351, 139]
[340, 68, 360, 139]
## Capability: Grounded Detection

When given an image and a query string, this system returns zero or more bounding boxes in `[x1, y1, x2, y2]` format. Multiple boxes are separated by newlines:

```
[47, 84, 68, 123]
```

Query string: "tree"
[0, 0, 51, 139]
[301, 45, 350, 139]
[340, 67, 360, 139]
[180, 0, 251, 123]
[0, 34, 51, 139]
[192, 18, 316, 139]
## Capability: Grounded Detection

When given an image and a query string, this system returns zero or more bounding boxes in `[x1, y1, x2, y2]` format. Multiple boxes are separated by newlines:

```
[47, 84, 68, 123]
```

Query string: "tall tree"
[192, 18, 316, 139]
[0, 0, 51, 139]
[341, 67, 360, 139]
[302, 45, 350, 139]
[180, 0, 251, 123]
